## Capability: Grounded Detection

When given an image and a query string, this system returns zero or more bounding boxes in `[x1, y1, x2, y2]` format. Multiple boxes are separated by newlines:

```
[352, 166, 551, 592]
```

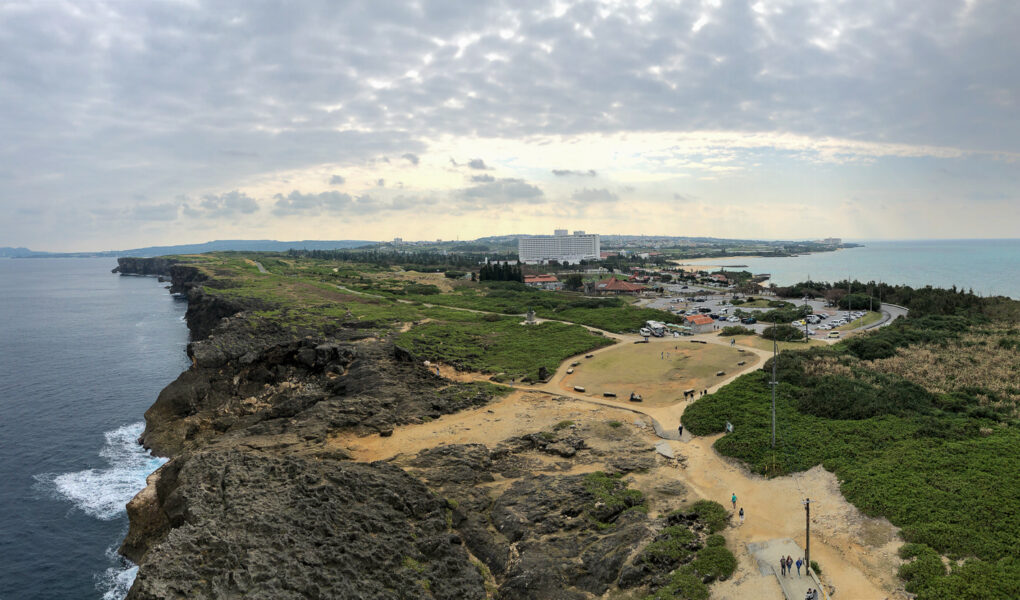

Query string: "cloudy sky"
[2, 0, 1018, 251]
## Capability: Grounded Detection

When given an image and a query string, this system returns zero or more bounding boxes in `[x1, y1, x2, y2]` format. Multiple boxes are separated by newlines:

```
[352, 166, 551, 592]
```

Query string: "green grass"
[834, 310, 883, 330]
[396, 318, 614, 380]
[346, 278, 684, 333]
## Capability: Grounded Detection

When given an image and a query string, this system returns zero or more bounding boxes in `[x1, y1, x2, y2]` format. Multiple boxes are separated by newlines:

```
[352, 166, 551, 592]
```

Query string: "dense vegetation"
[773, 279, 1019, 321]
[681, 313, 1020, 599]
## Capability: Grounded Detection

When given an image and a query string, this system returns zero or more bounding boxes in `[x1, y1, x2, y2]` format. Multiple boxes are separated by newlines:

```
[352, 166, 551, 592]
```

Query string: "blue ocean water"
[697, 239, 1020, 299]
[0, 258, 189, 599]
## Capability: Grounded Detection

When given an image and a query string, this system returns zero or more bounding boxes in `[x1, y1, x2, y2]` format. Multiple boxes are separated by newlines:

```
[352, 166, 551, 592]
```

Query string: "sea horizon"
[681, 238, 1020, 300]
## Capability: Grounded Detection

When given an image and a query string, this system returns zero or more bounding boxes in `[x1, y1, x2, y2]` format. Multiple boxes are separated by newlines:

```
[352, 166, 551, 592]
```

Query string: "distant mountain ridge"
[3, 240, 377, 258]
[0, 247, 46, 258]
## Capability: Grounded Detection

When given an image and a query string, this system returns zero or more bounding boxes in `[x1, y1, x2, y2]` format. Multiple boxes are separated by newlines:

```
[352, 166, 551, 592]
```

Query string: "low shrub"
[641, 525, 696, 567]
[719, 326, 755, 336]
[688, 500, 730, 533]
[690, 546, 737, 581]
[643, 570, 709, 600]
[760, 324, 805, 341]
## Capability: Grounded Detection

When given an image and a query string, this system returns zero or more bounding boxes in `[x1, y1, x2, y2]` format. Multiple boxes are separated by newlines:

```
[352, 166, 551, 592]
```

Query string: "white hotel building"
[518, 230, 600, 264]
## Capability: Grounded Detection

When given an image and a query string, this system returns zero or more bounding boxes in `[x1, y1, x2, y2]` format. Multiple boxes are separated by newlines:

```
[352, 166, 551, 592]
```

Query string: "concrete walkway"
[747, 538, 830, 600]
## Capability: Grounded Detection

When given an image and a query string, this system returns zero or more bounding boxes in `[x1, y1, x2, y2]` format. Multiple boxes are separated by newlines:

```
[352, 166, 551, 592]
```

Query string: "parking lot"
[644, 284, 881, 339]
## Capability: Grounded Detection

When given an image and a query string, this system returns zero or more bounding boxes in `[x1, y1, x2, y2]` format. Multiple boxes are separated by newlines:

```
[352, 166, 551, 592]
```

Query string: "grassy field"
[834, 311, 883, 330]
[682, 317, 1020, 600]
[730, 335, 828, 353]
[561, 341, 758, 405]
[396, 317, 615, 381]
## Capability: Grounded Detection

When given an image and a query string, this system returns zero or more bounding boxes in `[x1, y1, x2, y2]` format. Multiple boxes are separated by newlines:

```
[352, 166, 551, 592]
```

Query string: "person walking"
[796, 557, 803, 576]
[786, 556, 794, 576]
[738, 507, 744, 525]
[731, 493, 737, 509]
[780, 558, 786, 576]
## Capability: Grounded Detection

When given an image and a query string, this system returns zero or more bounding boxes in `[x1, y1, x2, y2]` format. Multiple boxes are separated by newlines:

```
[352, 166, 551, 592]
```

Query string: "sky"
[1, 0, 1018, 251]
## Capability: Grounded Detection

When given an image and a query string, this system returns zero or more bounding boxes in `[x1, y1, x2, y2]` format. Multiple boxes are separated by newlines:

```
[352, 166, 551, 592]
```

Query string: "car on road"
[741, 317, 757, 324]
[828, 331, 841, 338]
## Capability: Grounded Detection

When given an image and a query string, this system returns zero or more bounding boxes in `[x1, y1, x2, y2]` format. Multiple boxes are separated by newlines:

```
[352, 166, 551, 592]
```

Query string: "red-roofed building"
[594, 276, 646, 295]
[684, 314, 715, 333]
[523, 274, 562, 290]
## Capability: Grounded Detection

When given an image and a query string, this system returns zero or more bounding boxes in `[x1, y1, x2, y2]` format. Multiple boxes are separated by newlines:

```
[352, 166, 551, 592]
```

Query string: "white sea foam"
[97, 546, 138, 600]
[37, 422, 166, 521]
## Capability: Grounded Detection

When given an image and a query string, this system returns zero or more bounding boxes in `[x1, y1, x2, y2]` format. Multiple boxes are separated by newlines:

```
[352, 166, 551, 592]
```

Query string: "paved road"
[748, 538, 831, 600]
[253, 260, 268, 274]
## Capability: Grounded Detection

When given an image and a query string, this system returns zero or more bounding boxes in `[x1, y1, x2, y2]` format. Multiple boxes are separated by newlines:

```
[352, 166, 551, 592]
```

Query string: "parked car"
[727, 316, 740, 322]
[741, 317, 757, 324]
[828, 331, 841, 338]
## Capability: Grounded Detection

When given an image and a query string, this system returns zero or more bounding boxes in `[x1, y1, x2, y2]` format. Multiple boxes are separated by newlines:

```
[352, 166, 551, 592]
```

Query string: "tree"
[565, 274, 584, 291]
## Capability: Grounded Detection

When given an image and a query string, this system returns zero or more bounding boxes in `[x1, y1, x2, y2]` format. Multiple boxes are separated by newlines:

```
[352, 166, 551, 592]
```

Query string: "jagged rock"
[125, 451, 486, 600]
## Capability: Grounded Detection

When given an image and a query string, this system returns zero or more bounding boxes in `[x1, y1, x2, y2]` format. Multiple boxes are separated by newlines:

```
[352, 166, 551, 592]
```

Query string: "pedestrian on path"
[780, 559, 786, 576]
[738, 507, 744, 525]
[786, 556, 793, 576]
[731, 338, 735, 346]
[796, 557, 803, 576]
[677, 424, 683, 436]
[731, 493, 737, 509]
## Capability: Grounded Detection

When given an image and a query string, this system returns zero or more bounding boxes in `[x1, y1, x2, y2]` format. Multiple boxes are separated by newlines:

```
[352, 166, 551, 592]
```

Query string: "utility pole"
[803, 498, 814, 571]
[803, 294, 810, 342]
[770, 318, 778, 448]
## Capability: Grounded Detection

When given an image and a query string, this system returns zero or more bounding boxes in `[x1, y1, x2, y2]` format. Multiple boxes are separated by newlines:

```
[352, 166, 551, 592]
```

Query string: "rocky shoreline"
[114, 257, 729, 599]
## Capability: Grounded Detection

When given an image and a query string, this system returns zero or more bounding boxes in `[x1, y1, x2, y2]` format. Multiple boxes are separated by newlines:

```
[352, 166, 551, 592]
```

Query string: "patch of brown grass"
[869, 331, 1020, 415]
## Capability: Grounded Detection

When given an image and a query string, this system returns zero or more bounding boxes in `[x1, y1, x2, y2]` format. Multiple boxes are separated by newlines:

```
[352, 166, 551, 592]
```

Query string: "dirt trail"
[330, 390, 641, 462]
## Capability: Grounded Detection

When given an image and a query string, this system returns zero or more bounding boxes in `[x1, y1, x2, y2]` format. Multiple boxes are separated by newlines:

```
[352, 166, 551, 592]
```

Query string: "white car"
[727, 316, 740, 322]
[818, 324, 831, 330]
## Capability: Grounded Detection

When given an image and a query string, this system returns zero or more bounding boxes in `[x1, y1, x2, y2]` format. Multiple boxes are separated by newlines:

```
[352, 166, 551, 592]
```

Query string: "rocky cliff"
[120, 262, 727, 599]
[113, 257, 179, 277]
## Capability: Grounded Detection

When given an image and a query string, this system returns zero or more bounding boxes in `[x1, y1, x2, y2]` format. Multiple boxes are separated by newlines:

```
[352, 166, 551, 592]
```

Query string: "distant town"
[1, 230, 854, 260]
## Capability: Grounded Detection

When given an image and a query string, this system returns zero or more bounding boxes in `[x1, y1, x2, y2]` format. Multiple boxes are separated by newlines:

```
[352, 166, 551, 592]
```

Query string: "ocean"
[689, 239, 1020, 299]
[0, 258, 189, 599]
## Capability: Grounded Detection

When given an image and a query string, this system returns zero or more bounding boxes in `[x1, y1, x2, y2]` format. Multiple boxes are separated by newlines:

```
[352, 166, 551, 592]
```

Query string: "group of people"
[804, 589, 820, 600]
[778, 554, 806, 577]
[730, 493, 745, 525]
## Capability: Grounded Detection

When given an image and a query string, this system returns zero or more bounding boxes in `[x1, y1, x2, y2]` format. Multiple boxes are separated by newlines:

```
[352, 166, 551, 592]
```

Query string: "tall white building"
[518, 230, 600, 264]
